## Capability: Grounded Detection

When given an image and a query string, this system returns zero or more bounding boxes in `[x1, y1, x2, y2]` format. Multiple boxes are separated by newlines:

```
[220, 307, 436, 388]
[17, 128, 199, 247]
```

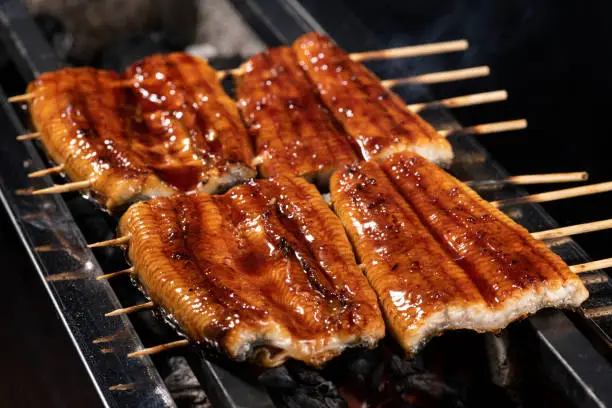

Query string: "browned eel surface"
[27, 67, 174, 210]
[235, 46, 358, 183]
[27, 55, 255, 211]
[125, 52, 255, 193]
[330, 156, 587, 355]
[118, 176, 385, 367]
[293, 33, 453, 167]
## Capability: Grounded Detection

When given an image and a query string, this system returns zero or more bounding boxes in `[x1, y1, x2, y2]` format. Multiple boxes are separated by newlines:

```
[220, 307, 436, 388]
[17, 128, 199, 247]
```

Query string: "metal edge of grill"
[0, 0, 611, 406]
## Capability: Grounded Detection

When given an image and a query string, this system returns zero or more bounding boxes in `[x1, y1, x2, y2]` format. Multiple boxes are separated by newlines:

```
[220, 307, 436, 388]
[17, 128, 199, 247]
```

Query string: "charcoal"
[287, 388, 346, 408]
[344, 349, 379, 386]
[389, 354, 420, 377]
[399, 373, 465, 408]
[289, 363, 328, 386]
[258, 366, 296, 390]
[315, 381, 333, 396]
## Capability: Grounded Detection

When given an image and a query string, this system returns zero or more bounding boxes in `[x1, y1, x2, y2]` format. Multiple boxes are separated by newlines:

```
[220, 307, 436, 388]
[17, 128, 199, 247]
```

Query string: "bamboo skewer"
[29, 180, 92, 196]
[21, 117, 528, 198]
[84, 223, 599, 281]
[88, 235, 130, 248]
[381, 66, 490, 88]
[128, 339, 190, 358]
[105, 301, 155, 317]
[350, 39, 469, 62]
[17, 132, 41, 141]
[491, 181, 612, 208]
[14, 65, 488, 102]
[8, 93, 35, 103]
[105, 217, 612, 358]
[439, 119, 528, 138]
[531, 219, 612, 240]
[97, 267, 135, 281]
[465, 172, 589, 188]
[407, 90, 508, 113]
[570, 258, 612, 274]
[85, 191, 611, 250]
[17, 116, 522, 156]
[28, 164, 65, 178]
[16, 88, 510, 145]
[9, 38, 471, 103]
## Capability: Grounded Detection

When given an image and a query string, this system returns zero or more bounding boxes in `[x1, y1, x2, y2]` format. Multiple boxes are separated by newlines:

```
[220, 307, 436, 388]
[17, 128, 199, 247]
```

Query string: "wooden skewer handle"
[492, 181, 612, 208]
[502, 172, 588, 185]
[439, 119, 527, 138]
[28, 164, 65, 178]
[408, 90, 508, 112]
[571, 258, 612, 274]
[382, 66, 490, 88]
[532, 219, 612, 240]
[351, 39, 469, 62]
[466, 172, 589, 188]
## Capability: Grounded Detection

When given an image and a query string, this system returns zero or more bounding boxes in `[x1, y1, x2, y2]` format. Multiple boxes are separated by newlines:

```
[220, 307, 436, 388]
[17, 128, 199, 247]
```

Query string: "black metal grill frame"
[1, 0, 611, 406]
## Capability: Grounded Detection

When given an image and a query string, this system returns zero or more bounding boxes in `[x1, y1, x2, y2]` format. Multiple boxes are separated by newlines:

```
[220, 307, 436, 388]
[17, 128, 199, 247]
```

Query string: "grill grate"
[1, 0, 611, 407]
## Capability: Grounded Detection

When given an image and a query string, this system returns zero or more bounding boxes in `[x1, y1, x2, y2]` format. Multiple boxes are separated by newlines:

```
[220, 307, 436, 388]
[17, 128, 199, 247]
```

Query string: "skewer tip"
[8, 93, 34, 103]
[30, 180, 92, 196]
[17, 132, 41, 141]
[127, 339, 190, 358]
[104, 301, 154, 317]
[96, 267, 134, 280]
[88, 235, 130, 248]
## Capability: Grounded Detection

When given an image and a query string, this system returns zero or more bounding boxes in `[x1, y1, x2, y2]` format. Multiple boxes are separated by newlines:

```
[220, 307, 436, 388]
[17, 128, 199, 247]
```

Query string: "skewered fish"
[330, 155, 588, 355]
[293, 33, 454, 167]
[26, 53, 255, 211]
[236, 46, 358, 185]
[125, 52, 255, 193]
[118, 176, 385, 367]
[27, 67, 175, 210]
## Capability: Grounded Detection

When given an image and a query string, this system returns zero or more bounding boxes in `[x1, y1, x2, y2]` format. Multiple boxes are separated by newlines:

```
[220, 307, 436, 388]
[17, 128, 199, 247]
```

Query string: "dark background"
[1, 0, 611, 406]
[344, 0, 612, 261]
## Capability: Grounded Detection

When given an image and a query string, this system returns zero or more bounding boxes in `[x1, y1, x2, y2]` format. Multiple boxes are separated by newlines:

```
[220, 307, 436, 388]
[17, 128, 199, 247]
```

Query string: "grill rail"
[0, 0, 611, 407]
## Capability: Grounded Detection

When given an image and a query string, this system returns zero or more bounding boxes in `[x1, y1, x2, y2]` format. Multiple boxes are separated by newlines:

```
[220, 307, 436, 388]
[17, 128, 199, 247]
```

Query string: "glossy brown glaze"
[125, 53, 255, 192]
[27, 57, 255, 211]
[331, 157, 588, 355]
[118, 176, 384, 367]
[330, 161, 487, 354]
[235, 47, 358, 181]
[293, 33, 453, 166]
[27, 67, 174, 210]
[381, 152, 587, 308]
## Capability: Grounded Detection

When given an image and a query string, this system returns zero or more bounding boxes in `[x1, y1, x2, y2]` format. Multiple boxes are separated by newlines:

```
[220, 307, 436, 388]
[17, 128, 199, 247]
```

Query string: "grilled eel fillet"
[330, 155, 588, 356]
[125, 52, 255, 193]
[293, 33, 454, 167]
[118, 176, 385, 367]
[27, 67, 175, 210]
[27, 57, 255, 211]
[235, 46, 358, 185]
